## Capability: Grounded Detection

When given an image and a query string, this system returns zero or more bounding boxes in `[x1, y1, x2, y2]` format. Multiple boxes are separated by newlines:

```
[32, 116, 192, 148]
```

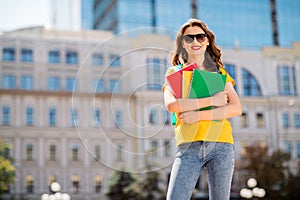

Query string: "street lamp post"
[240, 178, 266, 199]
[41, 182, 71, 200]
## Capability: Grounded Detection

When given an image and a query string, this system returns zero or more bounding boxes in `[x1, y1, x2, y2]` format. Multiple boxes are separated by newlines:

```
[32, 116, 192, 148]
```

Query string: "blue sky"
[0, 0, 49, 32]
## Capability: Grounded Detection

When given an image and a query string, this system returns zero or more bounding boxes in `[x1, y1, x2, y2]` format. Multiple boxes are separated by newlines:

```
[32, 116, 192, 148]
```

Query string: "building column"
[38, 136, 45, 193]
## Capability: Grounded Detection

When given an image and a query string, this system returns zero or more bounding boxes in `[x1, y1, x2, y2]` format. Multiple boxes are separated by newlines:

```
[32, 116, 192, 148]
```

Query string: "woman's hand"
[178, 111, 200, 124]
[212, 91, 228, 107]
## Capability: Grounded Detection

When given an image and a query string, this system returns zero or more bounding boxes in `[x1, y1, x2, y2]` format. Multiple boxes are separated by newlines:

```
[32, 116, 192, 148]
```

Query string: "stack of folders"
[166, 63, 227, 125]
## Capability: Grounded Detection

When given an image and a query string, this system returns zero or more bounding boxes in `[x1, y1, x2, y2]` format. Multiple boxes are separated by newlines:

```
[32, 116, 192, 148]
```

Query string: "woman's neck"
[186, 55, 205, 70]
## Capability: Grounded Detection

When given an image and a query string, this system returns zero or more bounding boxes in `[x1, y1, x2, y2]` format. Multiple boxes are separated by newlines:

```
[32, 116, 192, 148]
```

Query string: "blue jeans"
[167, 141, 235, 200]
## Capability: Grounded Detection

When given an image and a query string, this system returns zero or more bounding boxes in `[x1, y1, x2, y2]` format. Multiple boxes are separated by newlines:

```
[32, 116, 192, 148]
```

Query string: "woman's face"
[182, 26, 209, 57]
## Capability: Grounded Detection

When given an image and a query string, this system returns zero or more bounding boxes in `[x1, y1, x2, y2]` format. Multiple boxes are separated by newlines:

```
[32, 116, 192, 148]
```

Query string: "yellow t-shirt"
[163, 66, 235, 146]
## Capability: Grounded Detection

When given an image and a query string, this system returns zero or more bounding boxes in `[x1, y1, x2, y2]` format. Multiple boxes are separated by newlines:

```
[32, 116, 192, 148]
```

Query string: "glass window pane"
[26, 107, 34, 126]
[66, 77, 77, 91]
[66, 50, 78, 64]
[48, 77, 60, 91]
[48, 50, 60, 64]
[49, 108, 56, 126]
[2, 47, 15, 61]
[2, 106, 10, 125]
[21, 48, 33, 62]
[92, 53, 103, 66]
[21, 75, 33, 90]
[2, 74, 16, 89]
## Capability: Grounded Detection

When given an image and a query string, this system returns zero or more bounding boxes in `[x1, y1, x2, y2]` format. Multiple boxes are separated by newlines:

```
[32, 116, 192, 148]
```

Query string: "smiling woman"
[163, 18, 242, 200]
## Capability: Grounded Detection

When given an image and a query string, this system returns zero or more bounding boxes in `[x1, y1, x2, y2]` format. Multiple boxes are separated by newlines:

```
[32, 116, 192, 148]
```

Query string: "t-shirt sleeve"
[220, 68, 235, 86]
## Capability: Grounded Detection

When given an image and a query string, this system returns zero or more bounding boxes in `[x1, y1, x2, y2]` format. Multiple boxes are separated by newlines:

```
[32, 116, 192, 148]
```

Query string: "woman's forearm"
[164, 88, 228, 113]
[199, 102, 242, 120]
[166, 97, 212, 113]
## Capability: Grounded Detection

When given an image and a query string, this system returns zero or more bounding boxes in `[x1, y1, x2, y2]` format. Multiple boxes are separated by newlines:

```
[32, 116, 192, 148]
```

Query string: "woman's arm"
[164, 86, 228, 113]
[178, 82, 242, 123]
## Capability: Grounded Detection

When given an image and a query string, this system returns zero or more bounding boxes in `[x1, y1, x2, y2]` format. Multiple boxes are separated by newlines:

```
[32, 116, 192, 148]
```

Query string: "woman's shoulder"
[165, 64, 183, 75]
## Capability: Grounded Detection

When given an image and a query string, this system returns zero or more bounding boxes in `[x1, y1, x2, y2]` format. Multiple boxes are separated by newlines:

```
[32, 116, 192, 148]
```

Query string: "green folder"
[189, 69, 227, 110]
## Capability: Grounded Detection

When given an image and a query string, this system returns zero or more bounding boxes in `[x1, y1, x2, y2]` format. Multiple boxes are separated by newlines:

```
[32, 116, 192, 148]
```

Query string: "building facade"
[0, 27, 300, 199]
[92, 0, 300, 49]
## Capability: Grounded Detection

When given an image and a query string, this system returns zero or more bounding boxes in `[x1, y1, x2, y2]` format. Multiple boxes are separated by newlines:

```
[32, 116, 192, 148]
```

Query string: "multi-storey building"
[0, 27, 299, 199]
[92, 0, 300, 49]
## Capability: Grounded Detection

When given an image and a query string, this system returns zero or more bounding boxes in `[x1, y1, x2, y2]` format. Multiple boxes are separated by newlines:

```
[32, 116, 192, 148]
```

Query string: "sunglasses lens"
[183, 35, 194, 43]
[196, 34, 206, 42]
[183, 34, 207, 43]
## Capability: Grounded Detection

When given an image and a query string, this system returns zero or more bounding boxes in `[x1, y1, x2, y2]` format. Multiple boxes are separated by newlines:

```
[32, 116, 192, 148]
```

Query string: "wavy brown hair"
[172, 18, 224, 72]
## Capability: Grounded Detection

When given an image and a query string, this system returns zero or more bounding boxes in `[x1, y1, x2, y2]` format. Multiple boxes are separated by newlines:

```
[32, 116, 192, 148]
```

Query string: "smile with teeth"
[191, 45, 201, 50]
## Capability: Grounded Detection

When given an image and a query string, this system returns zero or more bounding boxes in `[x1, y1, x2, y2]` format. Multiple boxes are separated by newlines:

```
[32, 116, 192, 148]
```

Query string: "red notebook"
[166, 63, 198, 98]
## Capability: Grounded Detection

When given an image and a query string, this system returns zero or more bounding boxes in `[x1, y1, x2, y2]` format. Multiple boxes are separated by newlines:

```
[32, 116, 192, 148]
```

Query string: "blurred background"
[0, 0, 300, 200]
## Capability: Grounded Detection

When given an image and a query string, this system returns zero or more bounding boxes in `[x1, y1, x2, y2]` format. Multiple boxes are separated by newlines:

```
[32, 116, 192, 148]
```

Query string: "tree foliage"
[139, 170, 166, 200]
[106, 170, 140, 200]
[241, 143, 300, 200]
[0, 139, 16, 195]
[106, 168, 167, 200]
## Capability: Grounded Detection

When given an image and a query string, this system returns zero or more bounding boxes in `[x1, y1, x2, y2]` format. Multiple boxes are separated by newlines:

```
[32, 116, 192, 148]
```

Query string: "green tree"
[0, 139, 16, 196]
[139, 170, 166, 200]
[241, 144, 290, 200]
[106, 170, 140, 200]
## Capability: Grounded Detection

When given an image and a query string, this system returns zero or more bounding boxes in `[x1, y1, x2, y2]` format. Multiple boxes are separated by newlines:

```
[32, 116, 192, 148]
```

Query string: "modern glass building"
[92, 0, 300, 49]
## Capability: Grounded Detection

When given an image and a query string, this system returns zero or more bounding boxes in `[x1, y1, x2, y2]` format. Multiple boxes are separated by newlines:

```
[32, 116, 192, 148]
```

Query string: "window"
[71, 109, 78, 127]
[109, 54, 120, 67]
[94, 109, 101, 126]
[94, 145, 101, 160]
[92, 53, 103, 66]
[277, 66, 297, 96]
[151, 140, 158, 156]
[21, 75, 33, 90]
[21, 48, 33, 62]
[66, 77, 77, 91]
[2, 47, 15, 61]
[26, 144, 33, 161]
[48, 77, 60, 91]
[2, 74, 16, 89]
[2, 106, 10, 125]
[146, 58, 165, 90]
[294, 113, 300, 129]
[282, 113, 290, 129]
[164, 140, 171, 157]
[242, 68, 261, 96]
[297, 142, 300, 158]
[48, 50, 60, 64]
[94, 79, 105, 93]
[26, 107, 33, 126]
[164, 110, 170, 125]
[95, 175, 102, 193]
[48, 175, 57, 185]
[117, 144, 123, 161]
[109, 79, 121, 93]
[71, 175, 80, 193]
[25, 175, 34, 194]
[149, 109, 157, 125]
[240, 112, 248, 128]
[114, 110, 122, 128]
[71, 144, 79, 161]
[284, 141, 292, 157]
[256, 113, 265, 128]
[225, 63, 237, 92]
[49, 108, 56, 126]
[50, 144, 56, 161]
[66, 50, 78, 64]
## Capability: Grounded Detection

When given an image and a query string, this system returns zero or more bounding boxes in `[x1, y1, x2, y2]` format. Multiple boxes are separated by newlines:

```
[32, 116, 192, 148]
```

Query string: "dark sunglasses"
[183, 33, 207, 43]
